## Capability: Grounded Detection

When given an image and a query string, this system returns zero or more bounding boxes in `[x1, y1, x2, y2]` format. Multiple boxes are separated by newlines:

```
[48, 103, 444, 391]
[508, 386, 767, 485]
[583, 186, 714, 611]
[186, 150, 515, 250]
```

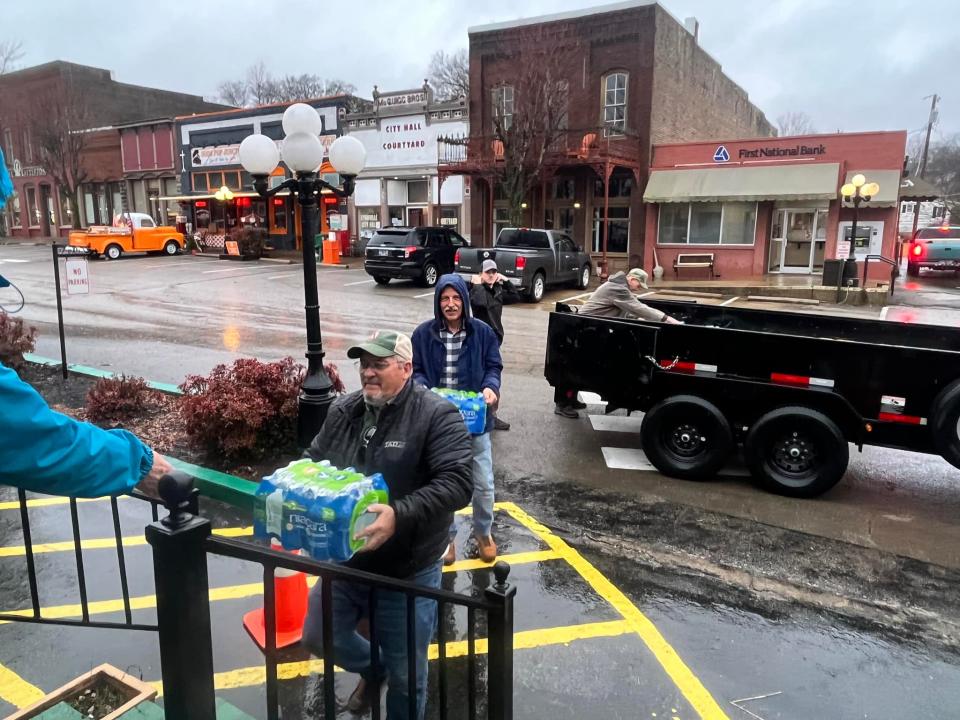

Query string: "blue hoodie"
[0, 362, 154, 497]
[411, 274, 503, 431]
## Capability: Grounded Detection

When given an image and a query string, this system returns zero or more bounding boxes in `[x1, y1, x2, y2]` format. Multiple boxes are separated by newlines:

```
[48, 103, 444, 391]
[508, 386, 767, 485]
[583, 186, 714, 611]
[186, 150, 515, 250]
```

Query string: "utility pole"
[918, 94, 939, 179]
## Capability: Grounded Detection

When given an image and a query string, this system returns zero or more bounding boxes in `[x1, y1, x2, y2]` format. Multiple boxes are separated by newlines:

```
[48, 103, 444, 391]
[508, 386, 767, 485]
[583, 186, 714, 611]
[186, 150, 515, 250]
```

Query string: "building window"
[553, 178, 575, 200]
[545, 207, 575, 233]
[407, 180, 429, 204]
[10, 193, 21, 227]
[900, 201, 916, 214]
[269, 198, 288, 235]
[2, 129, 12, 158]
[26, 186, 39, 227]
[493, 206, 511, 243]
[59, 186, 73, 226]
[602, 73, 627, 136]
[439, 206, 459, 229]
[492, 85, 514, 132]
[593, 172, 633, 198]
[592, 206, 630, 253]
[192, 170, 242, 193]
[657, 202, 757, 245]
[358, 208, 379, 233]
[23, 129, 33, 163]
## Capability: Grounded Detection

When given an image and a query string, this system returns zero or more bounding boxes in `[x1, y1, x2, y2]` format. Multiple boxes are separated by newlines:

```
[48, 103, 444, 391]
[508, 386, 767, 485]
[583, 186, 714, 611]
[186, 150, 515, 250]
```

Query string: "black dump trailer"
[545, 300, 960, 497]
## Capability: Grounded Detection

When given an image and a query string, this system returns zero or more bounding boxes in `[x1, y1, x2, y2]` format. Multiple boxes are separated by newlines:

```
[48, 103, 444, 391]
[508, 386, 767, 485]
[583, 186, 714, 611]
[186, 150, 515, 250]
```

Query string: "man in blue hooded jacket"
[411, 274, 503, 564]
[0, 361, 171, 498]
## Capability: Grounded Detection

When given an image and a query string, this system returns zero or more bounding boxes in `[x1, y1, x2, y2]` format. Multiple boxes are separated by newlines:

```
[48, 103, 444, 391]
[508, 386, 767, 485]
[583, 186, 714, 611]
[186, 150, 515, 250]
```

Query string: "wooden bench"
[673, 252, 715, 278]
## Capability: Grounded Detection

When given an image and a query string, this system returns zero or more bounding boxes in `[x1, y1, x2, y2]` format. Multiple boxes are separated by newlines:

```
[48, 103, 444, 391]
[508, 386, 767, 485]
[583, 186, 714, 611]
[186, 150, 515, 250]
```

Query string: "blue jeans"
[302, 561, 442, 720]
[451, 432, 495, 538]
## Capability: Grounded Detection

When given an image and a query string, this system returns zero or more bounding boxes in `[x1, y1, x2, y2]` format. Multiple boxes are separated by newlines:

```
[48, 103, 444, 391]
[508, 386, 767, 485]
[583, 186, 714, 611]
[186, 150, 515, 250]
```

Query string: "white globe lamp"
[282, 103, 324, 136]
[238, 134, 280, 175]
[282, 132, 325, 173]
[328, 135, 366, 176]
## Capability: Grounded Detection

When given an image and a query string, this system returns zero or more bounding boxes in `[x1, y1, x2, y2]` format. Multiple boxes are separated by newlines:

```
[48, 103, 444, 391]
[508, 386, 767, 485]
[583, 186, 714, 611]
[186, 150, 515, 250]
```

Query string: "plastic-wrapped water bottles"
[253, 459, 389, 562]
[431, 387, 487, 434]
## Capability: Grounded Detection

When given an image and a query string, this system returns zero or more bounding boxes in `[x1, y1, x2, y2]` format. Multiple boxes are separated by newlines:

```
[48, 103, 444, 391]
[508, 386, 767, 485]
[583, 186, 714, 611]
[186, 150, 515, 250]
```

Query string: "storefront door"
[770, 209, 825, 274]
[408, 208, 424, 227]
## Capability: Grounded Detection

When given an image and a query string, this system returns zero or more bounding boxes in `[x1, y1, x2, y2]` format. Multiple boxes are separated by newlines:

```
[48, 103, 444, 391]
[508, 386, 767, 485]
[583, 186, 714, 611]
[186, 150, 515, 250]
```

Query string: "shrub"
[178, 357, 343, 460]
[0, 313, 37, 368]
[85, 375, 155, 422]
[229, 226, 268, 257]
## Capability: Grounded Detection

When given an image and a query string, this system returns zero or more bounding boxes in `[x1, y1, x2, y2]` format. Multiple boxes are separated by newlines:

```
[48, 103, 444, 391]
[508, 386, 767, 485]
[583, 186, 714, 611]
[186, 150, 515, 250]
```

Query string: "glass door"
[771, 209, 823, 274]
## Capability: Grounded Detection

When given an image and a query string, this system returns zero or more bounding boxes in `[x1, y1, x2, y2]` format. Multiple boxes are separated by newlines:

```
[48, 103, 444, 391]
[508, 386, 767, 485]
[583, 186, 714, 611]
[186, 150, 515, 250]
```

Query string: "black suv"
[364, 226, 469, 287]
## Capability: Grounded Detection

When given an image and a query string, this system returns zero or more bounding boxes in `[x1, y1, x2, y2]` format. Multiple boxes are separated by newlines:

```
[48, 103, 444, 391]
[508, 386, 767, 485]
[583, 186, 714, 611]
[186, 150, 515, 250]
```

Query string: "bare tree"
[0, 39, 24, 75]
[923, 135, 960, 218]
[217, 64, 360, 108]
[31, 90, 91, 229]
[217, 79, 248, 107]
[490, 36, 577, 225]
[428, 49, 469, 101]
[776, 111, 817, 137]
[246, 61, 278, 105]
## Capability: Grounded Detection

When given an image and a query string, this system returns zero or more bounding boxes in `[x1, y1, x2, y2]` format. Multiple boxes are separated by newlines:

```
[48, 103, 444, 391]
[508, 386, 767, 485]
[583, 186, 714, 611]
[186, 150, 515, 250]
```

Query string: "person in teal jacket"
[0, 362, 171, 498]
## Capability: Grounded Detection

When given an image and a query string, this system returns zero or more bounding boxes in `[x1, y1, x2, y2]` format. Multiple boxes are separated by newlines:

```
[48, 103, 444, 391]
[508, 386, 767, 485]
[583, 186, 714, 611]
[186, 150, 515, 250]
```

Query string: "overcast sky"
[4, 0, 957, 147]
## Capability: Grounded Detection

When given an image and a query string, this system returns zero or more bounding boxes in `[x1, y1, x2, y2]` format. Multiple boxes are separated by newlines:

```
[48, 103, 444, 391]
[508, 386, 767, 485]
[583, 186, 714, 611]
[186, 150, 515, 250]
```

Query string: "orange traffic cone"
[243, 541, 309, 650]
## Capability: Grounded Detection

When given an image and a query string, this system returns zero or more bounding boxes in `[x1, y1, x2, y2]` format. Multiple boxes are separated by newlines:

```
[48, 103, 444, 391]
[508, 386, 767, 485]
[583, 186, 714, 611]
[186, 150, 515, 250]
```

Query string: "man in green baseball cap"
[303, 328, 472, 717]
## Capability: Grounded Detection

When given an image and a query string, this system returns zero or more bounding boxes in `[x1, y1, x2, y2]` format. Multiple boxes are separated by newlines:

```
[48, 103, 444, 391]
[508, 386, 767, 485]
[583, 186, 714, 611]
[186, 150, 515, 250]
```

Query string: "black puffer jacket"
[305, 380, 472, 578]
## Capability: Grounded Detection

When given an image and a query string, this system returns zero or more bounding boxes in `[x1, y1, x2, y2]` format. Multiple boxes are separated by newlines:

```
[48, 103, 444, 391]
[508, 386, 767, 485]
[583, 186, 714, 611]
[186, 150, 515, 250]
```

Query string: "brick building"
[439, 1, 774, 271]
[642, 131, 907, 281]
[0, 61, 226, 237]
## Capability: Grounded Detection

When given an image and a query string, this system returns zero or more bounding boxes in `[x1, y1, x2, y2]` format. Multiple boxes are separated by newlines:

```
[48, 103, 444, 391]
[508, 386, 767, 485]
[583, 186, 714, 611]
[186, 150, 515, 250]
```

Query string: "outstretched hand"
[135, 452, 173, 499]
[354, 504, 397, 552]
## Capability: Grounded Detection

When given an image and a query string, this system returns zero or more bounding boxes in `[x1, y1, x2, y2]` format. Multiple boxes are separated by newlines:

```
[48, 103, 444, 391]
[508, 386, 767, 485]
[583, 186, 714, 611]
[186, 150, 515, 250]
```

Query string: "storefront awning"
[643, 163, 841, 203]
[842, 170, 901, 208]
[899, 175, 942, 202]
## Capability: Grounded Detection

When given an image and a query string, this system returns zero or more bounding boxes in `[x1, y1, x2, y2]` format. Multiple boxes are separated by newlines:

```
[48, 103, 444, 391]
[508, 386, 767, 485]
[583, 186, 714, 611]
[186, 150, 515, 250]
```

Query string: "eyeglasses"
[355, 357, 401, 372]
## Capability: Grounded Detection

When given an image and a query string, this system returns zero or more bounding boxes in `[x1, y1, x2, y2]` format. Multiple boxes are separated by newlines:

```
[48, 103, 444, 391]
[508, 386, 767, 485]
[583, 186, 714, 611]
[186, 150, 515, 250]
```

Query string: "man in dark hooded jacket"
[411, 274, 503, 564]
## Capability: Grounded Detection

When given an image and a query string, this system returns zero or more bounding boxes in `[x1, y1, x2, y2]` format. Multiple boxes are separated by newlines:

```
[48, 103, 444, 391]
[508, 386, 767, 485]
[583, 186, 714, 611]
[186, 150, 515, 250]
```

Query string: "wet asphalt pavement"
[2, 244, 960, 718]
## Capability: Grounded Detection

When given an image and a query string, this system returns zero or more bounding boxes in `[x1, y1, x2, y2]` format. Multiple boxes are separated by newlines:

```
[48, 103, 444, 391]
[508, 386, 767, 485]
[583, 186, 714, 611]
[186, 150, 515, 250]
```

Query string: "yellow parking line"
[0, 661, 45, 709]
[0, 550, 560, 624]
[0, 495, 115, 512]
[153, 619, 632, 695]
[0, 526, 253, 558]
[498, 502, 730, 720]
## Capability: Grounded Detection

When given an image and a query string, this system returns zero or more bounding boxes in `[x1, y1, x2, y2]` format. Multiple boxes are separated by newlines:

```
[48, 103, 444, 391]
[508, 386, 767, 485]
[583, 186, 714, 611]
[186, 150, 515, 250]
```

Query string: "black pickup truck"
[455, 228, 592, 302]
[546, 301, 960, 497]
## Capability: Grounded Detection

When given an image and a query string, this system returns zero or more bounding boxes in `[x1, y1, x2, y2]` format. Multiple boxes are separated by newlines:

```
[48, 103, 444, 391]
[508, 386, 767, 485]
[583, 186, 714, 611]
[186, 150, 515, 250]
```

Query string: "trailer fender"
[931, 379, 960, 470]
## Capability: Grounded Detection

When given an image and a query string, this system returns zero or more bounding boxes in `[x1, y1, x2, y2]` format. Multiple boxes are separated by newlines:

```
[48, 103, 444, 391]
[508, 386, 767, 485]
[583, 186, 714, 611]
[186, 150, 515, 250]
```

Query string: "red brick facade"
[0, 61, 226, 237]
[445, 3, 773, 270]
[642, 131, 907, 281]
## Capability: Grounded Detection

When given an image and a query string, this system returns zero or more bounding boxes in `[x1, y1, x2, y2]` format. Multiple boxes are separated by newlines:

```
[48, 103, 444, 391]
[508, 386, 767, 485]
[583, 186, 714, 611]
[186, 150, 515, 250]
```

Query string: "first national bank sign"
[713, 143, 828, 163]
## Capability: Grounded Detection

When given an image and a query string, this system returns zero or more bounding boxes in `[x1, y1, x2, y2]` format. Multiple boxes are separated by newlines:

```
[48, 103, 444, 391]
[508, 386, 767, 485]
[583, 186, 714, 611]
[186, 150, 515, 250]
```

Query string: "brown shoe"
[443, 541, 456, 566]
[346, 677, 383, 714]
[476, 534, 497, 563]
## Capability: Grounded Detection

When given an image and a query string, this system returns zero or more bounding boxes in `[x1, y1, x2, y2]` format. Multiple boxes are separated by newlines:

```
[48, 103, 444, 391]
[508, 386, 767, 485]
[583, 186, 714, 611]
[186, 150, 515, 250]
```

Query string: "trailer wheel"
[640, 395, 733, 480]
[745, 406, 848, 498]
[931, 380, 960, 470]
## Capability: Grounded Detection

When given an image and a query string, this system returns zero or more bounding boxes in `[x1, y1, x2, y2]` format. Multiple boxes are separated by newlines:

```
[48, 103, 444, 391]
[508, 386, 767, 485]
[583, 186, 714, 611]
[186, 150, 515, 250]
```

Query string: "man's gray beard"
[363, 390, 388, 408]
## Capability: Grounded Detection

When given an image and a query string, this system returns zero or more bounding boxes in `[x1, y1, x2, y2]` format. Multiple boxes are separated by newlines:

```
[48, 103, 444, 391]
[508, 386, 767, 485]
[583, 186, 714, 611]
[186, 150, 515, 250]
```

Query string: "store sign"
[376, 91, 427, 109]
[351, 115, 468, 170]
[65, 257, 90, 295]
[736, 143, 827, 160]
[191, 136, 336, 167]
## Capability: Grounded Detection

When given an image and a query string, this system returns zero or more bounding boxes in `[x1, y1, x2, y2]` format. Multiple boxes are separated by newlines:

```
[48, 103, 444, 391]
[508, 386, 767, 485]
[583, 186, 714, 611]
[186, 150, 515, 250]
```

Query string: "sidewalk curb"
[24, 354, 183, 395]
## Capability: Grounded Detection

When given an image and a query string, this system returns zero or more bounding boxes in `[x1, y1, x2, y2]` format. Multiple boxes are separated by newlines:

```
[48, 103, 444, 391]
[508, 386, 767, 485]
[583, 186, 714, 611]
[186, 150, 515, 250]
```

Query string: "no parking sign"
[65, 256, 90, 295]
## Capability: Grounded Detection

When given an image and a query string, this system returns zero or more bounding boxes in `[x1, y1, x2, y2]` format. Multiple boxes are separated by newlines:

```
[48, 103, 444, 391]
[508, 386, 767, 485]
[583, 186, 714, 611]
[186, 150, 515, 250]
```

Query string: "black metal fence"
[150, 474, 516, 720]
[3, 475, 516, 720]
[0, 486, 164, 632]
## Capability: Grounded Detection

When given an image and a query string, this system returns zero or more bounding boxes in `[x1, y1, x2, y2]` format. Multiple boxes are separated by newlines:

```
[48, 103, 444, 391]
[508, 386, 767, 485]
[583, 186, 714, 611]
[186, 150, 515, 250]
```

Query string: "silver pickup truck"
[454, 228, 592, 302]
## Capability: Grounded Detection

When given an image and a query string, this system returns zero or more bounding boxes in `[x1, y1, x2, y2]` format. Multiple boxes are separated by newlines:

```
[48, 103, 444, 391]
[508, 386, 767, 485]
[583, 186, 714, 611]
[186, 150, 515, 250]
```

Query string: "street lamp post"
[837, 173, 880, 301]
[239, 104, 367, 446]
[214, 185, 234, 237]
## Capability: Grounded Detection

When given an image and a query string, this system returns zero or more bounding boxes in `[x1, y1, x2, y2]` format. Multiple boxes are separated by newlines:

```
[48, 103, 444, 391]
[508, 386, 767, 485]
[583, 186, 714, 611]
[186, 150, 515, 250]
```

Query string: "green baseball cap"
[347, 330, 413, 362]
